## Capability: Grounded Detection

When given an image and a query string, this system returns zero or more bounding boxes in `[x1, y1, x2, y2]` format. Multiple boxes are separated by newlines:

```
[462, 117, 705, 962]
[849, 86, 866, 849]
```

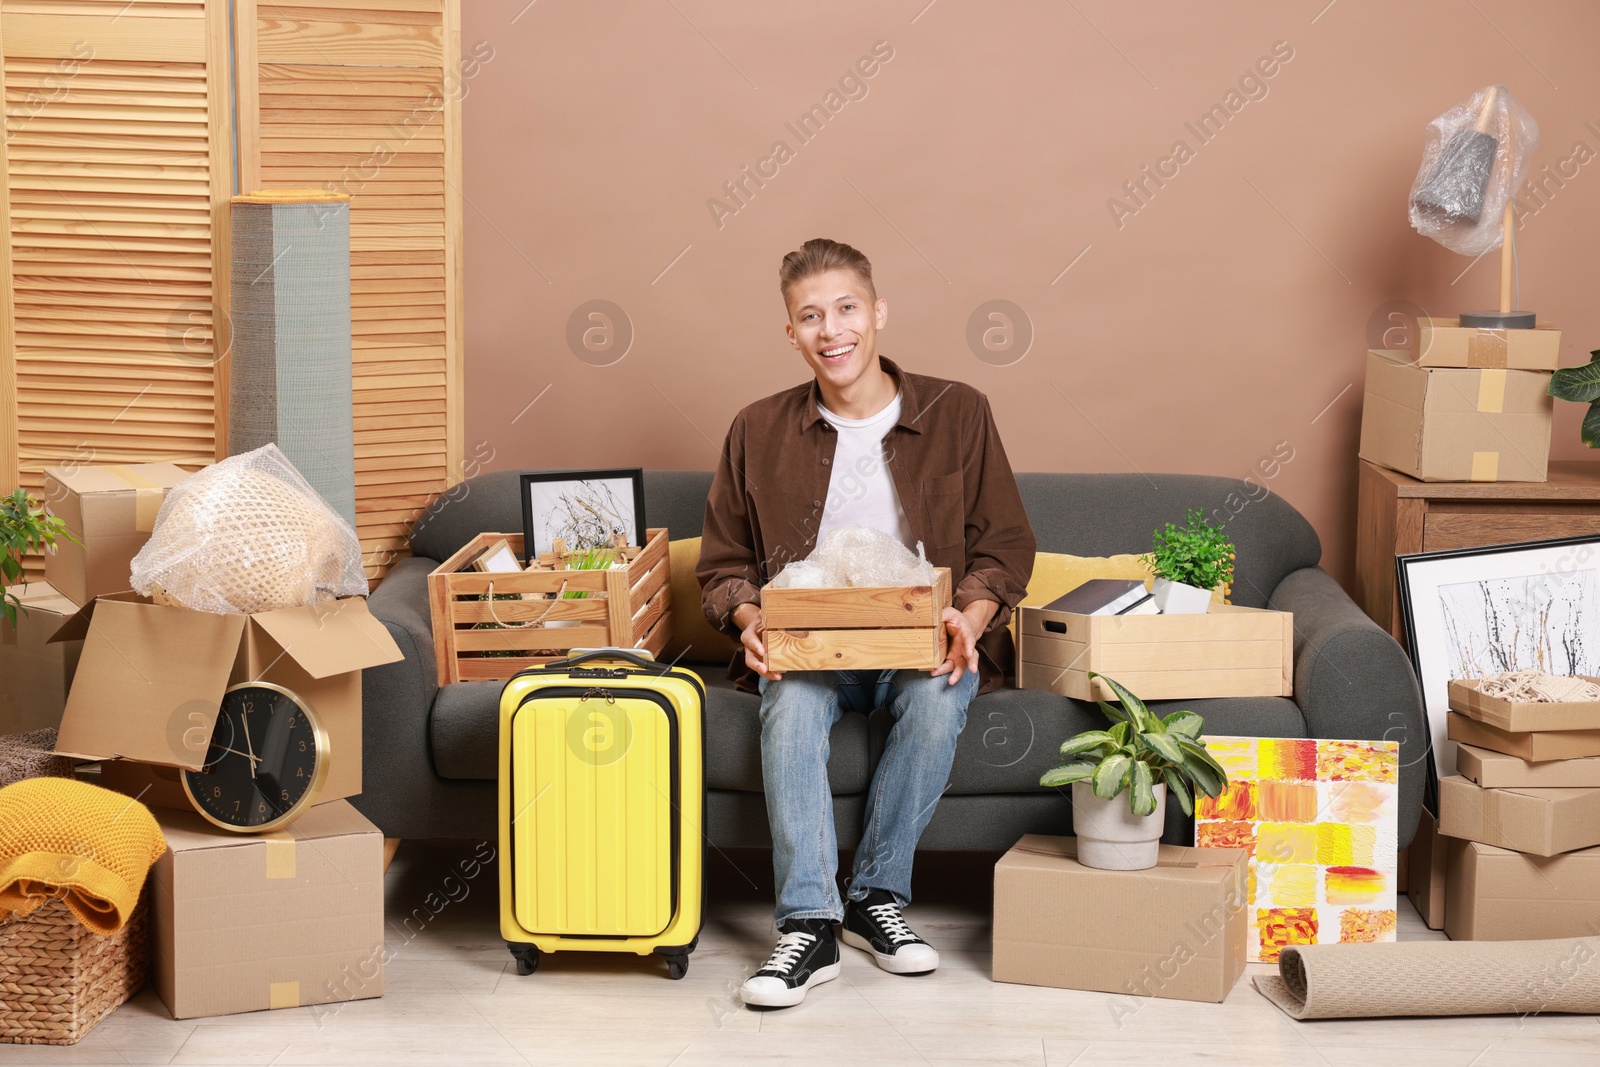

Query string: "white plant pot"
[1071, 781, 1167, 871]
[1151, 578, 1211, 615]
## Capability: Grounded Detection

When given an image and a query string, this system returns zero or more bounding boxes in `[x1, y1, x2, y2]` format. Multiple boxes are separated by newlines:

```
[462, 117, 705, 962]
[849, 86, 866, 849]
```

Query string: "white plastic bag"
[130, 444, 368, 614]
[1409, 84, 1539, 257]
[769, 526, 935, 589]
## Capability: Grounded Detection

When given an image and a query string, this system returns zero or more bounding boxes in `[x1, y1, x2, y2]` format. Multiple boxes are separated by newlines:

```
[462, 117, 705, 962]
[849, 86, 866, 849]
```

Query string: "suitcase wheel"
[657, 946, 691, 980]
[508, 943, 540, 976]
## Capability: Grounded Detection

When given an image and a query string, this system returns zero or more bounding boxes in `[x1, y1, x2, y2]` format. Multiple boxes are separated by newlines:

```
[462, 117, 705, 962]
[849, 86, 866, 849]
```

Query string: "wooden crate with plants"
[761, 568, 952, 672]
[427, 529, 671, 685]
[1018, 509, 1293, 701]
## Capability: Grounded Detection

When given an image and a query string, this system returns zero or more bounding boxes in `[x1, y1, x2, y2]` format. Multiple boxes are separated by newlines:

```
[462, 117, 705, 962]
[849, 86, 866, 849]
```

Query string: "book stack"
[1042, 578, 1158, 617]
[1433, 676, 1600, 940]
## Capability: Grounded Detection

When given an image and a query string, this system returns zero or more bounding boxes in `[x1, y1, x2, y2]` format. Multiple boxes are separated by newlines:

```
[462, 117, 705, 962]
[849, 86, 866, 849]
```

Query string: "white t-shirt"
[816, 392, 914, 549]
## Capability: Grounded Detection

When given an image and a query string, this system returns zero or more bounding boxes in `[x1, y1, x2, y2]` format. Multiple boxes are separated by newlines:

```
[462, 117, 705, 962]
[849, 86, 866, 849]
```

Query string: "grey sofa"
[354, 469, 1427, 851]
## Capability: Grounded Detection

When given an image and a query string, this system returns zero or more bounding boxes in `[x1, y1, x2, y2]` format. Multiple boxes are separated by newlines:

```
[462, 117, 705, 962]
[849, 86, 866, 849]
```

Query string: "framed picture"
[471, 537, 523, 575]
[519, 468, 646, 562]
[1396, 534, 1600, 778]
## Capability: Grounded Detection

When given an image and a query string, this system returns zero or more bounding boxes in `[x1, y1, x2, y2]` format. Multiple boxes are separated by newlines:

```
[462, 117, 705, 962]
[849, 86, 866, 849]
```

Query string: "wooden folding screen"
[0, 0, 232, 565]
[1, 0, 462, 582]
[235, 0, 463, 579]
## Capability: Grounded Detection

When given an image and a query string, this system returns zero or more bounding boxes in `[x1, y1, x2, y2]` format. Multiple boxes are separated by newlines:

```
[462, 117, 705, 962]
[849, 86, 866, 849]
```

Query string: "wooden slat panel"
[243, 2, 457, 581]
[3, 4, 224, 519]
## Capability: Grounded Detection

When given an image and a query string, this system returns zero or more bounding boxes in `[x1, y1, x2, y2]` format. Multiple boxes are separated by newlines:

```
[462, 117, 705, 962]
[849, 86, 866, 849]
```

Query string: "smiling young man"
[697, 238, 1036, 1008]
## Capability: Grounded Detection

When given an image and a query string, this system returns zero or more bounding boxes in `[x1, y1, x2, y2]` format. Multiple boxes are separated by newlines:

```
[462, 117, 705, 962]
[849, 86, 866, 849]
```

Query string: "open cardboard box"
[43, 462, 192, 606]
[52, 594, 402, 808]
[1, 578, 84, 735]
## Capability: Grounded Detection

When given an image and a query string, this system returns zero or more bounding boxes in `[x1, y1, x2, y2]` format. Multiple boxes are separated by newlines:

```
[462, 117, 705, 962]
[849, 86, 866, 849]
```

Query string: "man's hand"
[932, 600, 997, 685]
[734, 603, 783, 682]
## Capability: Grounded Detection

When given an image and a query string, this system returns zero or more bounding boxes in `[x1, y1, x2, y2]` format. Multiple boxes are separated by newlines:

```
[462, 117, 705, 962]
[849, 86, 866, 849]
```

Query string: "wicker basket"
[0, 729, 76, 788]
[0, 892, 149, 1045]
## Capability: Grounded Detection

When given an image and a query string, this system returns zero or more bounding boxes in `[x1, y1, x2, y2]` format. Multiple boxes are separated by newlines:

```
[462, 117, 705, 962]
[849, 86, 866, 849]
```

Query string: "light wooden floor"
[17, 841, 1600, 1066]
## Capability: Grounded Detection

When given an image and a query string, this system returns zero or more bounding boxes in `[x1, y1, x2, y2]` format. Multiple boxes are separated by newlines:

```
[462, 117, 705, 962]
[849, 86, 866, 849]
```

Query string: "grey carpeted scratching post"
[228, 191, 357, 527]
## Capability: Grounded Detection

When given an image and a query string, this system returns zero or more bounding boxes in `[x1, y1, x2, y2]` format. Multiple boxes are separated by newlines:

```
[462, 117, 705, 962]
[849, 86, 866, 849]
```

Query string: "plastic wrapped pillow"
[130, 443, 368, 614]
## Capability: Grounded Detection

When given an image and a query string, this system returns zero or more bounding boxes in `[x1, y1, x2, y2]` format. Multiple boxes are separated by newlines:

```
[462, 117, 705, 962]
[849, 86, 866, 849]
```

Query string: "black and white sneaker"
[739, 917, 842, 1008]
[841, 889, 939, 975]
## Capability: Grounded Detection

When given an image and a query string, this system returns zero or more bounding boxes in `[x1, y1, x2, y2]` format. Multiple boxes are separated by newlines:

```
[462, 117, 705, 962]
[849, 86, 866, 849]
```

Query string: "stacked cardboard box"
[1435, 678, 1600, 940]
[1358, 323, 1559, 483]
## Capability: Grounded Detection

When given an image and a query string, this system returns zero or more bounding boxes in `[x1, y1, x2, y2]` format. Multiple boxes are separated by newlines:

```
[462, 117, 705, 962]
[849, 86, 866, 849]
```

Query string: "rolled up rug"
[0, 778, 166, 935]
[1255, 938, 1600, 1019]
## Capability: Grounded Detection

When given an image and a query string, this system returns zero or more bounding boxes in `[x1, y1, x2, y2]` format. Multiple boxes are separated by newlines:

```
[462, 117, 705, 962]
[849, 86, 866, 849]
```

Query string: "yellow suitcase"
[497, 648, 705, 978]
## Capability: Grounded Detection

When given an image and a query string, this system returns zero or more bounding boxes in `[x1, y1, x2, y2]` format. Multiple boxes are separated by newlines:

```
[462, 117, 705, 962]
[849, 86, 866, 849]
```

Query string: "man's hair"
[778, 237, 875, 305]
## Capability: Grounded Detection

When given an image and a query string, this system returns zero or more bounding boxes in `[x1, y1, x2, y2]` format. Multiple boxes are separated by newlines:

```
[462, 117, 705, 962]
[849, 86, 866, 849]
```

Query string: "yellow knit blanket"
[0, 777, 167, 936]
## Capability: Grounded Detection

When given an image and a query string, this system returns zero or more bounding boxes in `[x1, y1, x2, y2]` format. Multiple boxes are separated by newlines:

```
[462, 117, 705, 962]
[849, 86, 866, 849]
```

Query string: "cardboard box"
[0, 579, 83, 735]
[1415, 318, 1562, 370]
[1016, 603, 1292, 701]
[1444, 837, 1600, 941]
[53, 595, 402, 808]
[1406, 803, 1447, 930]
[1438, 774, 1600, 857]
[1358, 349, 1552, 483]
[43, 463, 191, 606]
[1456, 743, 1600, 789]
[762, 569, 951, 673]
[151, 799, 384, 1019]
[1447, 711, 1600, 761]
[992, 835, 1248, 1003]
[1449, 677, 1600, 731]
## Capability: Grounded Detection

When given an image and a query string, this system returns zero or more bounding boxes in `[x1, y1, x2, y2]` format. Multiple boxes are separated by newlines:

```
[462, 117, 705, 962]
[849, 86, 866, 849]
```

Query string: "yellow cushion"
[1021, 552, 1229, 609]
[664, 537, 742, 664]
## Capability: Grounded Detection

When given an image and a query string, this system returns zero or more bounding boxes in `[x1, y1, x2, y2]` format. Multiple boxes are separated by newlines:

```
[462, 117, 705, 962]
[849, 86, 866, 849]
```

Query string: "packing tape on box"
[268, 981, 301, 1009]
[264, 834, 296, 879]
[1470, 452, 1500, 481]
[1475, 369, 1507, 413]
[1467, 330, 1509, 369]
[105, 465, 168, 532]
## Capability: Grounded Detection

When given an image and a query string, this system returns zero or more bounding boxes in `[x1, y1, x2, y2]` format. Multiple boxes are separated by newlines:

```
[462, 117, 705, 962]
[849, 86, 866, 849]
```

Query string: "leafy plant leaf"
[1162, 710, 1205, 740]
[1092, 753, 1133, 800]
[1163, 767, 1194, 817]
[1130, 759, 1156, 816]
[1040, 761, 1096, 788]
[1583, 400, 1600, 449]
[1091, 673, 1154, 732]
[1140, 731, 1186, 765]
[1549, 353, 1600, 404]
[1096, 699, 1129, 725]
[1059, 731, 1117, 756]
[1179, 740, 1229, 796]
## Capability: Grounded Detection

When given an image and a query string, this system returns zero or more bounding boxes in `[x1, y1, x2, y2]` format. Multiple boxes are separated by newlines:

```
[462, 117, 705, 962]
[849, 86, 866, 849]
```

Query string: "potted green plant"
[1548, 349, 1600, 446]
[1038, 672, 1229, 870]
[1, 488, 77, 629]
[1141, 507, 1235, 615]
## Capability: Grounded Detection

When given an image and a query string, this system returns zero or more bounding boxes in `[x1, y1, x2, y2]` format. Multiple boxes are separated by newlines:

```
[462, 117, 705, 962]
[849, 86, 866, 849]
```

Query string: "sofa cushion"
[662, 537, 742, 666]
[428, 670, 870, 795]
[869, 688, 1307, 796]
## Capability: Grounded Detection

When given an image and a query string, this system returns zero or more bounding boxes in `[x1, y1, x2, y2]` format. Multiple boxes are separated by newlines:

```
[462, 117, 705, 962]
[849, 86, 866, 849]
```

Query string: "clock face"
[181, 683, 327, 832]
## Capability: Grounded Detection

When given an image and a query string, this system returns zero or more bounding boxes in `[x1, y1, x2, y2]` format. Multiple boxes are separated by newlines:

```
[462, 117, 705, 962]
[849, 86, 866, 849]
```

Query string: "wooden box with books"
[427, 529, 671, 685]
[1017, 600, 1293, 702]
[761, 569, 951, 672]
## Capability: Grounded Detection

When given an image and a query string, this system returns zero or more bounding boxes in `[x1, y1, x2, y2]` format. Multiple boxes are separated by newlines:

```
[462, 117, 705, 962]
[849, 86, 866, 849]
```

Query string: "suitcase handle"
[546, 647, 669, 674]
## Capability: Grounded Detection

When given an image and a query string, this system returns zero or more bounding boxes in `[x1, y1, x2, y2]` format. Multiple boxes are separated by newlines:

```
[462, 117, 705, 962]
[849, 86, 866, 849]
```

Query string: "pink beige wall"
[461, 0, 1600, 585]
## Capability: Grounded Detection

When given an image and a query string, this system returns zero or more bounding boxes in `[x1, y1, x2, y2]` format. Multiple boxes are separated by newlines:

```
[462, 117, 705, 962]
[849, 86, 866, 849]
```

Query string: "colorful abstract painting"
[1195, 736, 1399, 962]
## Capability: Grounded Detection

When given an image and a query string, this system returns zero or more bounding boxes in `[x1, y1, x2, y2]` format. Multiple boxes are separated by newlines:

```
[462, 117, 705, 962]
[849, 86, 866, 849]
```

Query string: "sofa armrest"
[352, 555, 443, 836]
[1268, 566, 1426, 849]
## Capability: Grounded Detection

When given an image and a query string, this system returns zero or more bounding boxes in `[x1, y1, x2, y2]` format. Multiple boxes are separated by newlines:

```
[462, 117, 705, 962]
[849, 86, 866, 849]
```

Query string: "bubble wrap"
[130, 443, 368, 614]
[769, 526, 935, 589]
[1409, 85, 1539, 257]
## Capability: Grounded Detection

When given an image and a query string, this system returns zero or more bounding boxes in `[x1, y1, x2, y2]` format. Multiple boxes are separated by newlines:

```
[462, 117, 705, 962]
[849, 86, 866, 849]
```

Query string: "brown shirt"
[697, 356, 1037, 694]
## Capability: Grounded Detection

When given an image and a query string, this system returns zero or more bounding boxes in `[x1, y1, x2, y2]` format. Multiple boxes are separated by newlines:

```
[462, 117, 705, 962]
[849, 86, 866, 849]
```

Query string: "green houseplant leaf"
[1091, 752, 1134, 800]
[1549, 351, 1600, 403]
[1163, 767, 1195, 817]
[1129, 759, 1157, 816]
[1162, 710, 1205, 740]
[1059, 731, 1118, 756]
[1, 488, 80, 631]
[1583, 401, 1600, 449]
[1039, 761, 1096, 788]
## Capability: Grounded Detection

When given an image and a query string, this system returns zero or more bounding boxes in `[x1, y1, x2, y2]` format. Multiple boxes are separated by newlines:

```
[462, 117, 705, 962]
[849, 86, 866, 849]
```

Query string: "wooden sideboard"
[1355, 459, 1600, 642]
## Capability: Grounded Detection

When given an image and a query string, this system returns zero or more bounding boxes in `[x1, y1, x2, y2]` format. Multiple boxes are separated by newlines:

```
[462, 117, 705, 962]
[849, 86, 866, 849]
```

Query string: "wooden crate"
[427, 529, 671, 685]
[1016, 603, 1293, 701]
[761, 569, 951, 672]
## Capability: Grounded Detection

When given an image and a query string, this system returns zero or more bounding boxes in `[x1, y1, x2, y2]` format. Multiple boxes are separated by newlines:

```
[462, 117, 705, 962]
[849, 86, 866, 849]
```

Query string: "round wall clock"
[181, 682, 330, 833]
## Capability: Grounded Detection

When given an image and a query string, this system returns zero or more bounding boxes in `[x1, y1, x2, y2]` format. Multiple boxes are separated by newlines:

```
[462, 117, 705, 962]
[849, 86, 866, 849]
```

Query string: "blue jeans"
[758, 668, 978, 924]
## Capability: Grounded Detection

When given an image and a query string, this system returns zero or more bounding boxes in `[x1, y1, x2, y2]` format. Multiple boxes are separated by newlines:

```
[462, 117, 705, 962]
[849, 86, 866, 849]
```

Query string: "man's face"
[784, 268, 889, 395]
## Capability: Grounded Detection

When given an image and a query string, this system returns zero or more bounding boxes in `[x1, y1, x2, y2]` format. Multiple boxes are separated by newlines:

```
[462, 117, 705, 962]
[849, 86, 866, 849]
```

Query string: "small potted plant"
[1038, 672, 1229, 871]
[1141, 507, 1235, 615]
[1, 488, 77, 629]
